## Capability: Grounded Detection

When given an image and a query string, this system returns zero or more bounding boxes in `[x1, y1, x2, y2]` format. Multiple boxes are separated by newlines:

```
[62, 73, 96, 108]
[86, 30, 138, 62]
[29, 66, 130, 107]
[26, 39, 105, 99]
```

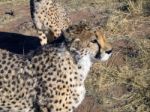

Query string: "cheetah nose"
[105, 49, 112, 54]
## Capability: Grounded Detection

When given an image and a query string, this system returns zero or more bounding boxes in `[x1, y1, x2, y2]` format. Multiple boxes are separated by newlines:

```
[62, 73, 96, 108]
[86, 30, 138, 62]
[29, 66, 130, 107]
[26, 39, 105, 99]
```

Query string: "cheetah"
[0, 25, 112, 112]
[30, 0, 71, 45]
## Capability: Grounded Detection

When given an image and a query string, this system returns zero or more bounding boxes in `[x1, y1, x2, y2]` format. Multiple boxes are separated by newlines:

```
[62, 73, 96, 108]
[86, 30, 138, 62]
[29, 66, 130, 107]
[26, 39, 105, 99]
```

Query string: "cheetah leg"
[38, 30, 48, 45]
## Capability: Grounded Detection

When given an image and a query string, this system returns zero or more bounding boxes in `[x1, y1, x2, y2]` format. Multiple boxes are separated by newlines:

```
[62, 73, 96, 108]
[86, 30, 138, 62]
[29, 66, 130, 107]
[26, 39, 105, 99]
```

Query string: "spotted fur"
[0, 24, 112, 112]
[30, 0, 71, 45]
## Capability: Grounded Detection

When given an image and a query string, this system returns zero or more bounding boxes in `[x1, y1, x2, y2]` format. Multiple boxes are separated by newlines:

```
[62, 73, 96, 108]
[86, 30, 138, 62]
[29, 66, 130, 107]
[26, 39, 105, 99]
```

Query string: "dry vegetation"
[0, 0, 150, 112]
[78, 0, 150, 112]
[86, 37, 150, 111]
[59, 0, 150, 111]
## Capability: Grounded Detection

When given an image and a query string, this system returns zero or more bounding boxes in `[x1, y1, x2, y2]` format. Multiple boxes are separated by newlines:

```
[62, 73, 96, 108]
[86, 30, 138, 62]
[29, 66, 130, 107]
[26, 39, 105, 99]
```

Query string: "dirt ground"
[0, 0, 150, 112]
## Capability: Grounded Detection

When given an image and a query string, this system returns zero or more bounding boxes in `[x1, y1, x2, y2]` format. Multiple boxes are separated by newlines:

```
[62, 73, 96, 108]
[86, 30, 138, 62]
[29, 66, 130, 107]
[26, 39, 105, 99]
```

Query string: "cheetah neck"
[77, 54, 92, 81]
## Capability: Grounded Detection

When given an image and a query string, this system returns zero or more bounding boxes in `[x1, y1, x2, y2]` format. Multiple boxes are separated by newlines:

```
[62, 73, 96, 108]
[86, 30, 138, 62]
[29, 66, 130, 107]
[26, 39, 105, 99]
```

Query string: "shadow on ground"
[0, 32, 41, 54]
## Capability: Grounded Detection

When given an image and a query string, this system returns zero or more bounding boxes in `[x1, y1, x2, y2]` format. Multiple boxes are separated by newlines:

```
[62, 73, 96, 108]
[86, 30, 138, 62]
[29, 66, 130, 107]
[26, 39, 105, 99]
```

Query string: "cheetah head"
[65, 25, 112, 62]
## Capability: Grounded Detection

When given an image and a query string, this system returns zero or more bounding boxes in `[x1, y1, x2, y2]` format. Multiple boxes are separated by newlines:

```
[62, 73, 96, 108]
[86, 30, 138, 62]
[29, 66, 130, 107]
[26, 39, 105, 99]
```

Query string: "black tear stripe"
[94, 32, 102, 59]
[95, 40, 101, 59]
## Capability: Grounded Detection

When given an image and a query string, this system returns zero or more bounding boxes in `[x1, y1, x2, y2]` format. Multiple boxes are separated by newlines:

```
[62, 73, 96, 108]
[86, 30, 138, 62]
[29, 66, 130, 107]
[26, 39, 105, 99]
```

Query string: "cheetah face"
[69, 29, 112, 62]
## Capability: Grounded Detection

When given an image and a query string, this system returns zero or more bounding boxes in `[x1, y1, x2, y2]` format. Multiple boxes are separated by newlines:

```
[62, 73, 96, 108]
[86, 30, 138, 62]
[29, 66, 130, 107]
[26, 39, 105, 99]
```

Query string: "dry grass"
[126, 0, 144, 15]
[80, 0, 150, 111]
[0, 0, 149, 111]
[0, 0, 26, 4]
[86, 36, 150, 111]
[59, 0, 150, 111]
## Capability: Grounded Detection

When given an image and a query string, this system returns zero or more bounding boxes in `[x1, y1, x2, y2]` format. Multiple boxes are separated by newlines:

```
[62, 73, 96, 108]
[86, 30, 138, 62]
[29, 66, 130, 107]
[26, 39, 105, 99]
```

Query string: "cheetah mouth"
[94, 52, 112, 61]
[94, 53, 101, 60]
[94, 50, 101, 60]
[92, 52, 101, 62]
